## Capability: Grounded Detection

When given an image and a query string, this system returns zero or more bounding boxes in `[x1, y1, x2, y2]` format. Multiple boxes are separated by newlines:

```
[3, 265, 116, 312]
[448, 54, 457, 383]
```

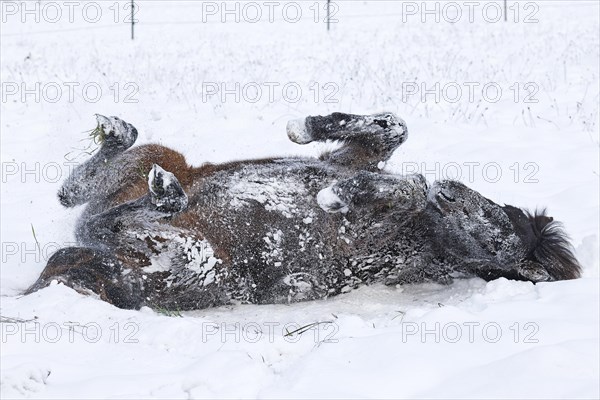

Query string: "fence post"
[327, 0, 331, 31]
[131, 0, 135, 40]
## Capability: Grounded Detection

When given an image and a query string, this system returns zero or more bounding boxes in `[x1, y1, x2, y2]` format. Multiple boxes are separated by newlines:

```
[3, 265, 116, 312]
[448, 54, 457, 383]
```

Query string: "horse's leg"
[317, 171, 428, 214]
[28, 165, 189, 308]
[78, 164, 188, 249]
[58, 115, 139, 207]
[287, 112, 408, 170]
[25, 247, 144, 309]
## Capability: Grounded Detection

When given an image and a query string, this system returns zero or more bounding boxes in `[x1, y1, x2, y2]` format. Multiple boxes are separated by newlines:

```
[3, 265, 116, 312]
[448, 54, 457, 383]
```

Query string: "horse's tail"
[526, 209, 582, 280]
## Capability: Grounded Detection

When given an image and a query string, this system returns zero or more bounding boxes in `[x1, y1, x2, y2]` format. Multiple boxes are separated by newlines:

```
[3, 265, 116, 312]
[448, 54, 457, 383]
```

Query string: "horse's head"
[427, 180, 581, 282]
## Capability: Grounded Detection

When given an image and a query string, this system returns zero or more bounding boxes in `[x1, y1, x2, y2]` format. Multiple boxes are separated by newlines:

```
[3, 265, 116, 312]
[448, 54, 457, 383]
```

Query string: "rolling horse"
[26, 112, 581, 310]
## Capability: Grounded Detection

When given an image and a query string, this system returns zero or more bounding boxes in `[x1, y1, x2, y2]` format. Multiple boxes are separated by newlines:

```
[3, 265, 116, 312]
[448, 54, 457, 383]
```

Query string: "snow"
[95, 114, 122, 139]
[227, 169, 307, 218]
[1, 0, 599, 398]
[317, 185, 349, 213]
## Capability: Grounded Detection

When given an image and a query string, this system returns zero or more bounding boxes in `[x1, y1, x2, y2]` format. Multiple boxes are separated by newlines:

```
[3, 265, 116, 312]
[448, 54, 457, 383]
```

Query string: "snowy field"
[1, 0, 599, 398]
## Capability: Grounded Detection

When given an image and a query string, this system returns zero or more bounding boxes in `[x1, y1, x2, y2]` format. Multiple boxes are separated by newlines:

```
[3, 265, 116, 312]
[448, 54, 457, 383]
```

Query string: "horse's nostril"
[374, 119, 389, 129]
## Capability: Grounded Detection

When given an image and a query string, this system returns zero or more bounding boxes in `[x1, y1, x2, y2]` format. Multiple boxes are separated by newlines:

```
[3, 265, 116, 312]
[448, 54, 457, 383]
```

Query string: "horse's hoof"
[286, 118, 312, 145]
[518, 261, 553, 283]
[148, 164, 188, 213]
[95, 114, 138, 152]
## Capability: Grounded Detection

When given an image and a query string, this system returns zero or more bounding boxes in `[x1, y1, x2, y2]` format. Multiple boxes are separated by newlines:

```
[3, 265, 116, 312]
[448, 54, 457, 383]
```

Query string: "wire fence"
[1, 0, 598, 38]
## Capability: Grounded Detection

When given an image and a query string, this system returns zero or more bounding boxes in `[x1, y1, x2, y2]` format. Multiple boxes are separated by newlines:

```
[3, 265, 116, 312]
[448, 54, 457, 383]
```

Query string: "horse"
[26, 112, 581, 310]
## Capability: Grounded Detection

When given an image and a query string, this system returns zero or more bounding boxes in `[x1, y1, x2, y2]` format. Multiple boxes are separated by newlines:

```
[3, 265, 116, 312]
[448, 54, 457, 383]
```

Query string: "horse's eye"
[439, 191, 455, 203]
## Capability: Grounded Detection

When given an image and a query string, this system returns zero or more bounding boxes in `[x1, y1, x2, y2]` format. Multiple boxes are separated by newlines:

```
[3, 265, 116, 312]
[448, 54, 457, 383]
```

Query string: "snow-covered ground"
[1, 1, 598, 398]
